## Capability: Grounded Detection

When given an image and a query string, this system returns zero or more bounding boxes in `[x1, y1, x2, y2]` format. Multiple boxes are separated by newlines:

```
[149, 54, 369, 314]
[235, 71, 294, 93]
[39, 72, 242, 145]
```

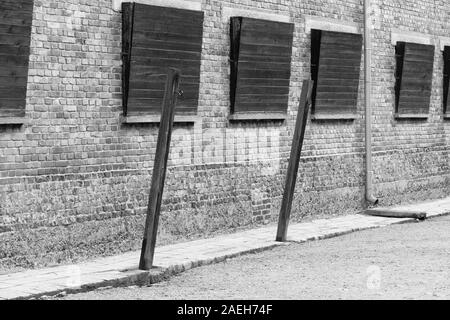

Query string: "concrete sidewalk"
[1, 197, 450, 300]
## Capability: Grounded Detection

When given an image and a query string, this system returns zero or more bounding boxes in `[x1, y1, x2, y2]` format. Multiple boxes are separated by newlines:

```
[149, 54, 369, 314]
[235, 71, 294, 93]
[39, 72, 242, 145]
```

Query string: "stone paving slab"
[0, 196, 449, 300]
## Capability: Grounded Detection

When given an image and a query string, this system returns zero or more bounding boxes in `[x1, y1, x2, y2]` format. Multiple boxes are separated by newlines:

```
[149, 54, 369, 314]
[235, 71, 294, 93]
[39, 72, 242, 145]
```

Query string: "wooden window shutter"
[444, 46, 450, 115]
[229, 17, 294, 116]
[122, 3, 204, 117]
[395, 42, 434, 117]
[0, 0, 33, 119]
[310, 29, 362, 118]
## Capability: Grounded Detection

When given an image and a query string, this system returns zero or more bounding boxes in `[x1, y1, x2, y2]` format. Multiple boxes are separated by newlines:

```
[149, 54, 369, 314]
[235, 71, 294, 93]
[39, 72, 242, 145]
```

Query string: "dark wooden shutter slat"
[0, 34, 32, 47]
[317, 85, 359, 92]
[230, 17, 294, 114]
[395, 42, 434, 115]
[134, 4, 203, 20]
[319, 57, 363, 66]
[234, 102, 288, 112]
[0, 17, 32, 28]
[130, 81, 199, 90]
[311, 29, 362, 116]
[122, 3, 203, 116]
[318, 65, 360, 73]
[0, 24, 32, 36]
[403, 56, 435, 63]
[234, 78, 290, 87]
[317, 92, 358, 99]
[237, 68, 291, 78]
[131, 40, 201, 53]
[239, 33, 293, 47]
[130, 59, 201, 72]
[238, 55, 292, 64]
[0, 54, 29, 65]
[234, 60, 291, 70]
[402, 62, 434, 72]
[318, 79, 359, 87]
[0, 44, 31, 56]
[129, 89, 199, 100]
[0, 64, 29, 74]
[131, 19, 203, 34]
[0, 76, 28, 86]
[236, 86, 291, 95]
[239, 19, 293, 34]
[319, 47, 362, 58]
[0, 98, 26, 114]
[131, 50, 201, 61]
[130, 61, 198, 77]
[121, 2, 134, 117]
[0, 0, 33, 119]
[317, 72, 361, 80]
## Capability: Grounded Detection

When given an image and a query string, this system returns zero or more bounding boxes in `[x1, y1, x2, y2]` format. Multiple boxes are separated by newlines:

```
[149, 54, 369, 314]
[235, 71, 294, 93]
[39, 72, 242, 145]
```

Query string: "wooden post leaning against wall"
[276, 79, 314, 242]
[139, 68, 181, 270]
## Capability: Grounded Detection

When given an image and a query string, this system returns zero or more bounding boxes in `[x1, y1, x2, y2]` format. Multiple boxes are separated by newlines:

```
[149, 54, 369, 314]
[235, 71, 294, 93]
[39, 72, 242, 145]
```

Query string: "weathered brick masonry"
[0, 0, 449, 270]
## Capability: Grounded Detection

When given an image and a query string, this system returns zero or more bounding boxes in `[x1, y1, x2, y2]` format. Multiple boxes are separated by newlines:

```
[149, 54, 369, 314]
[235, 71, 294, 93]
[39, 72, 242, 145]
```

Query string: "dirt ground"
[56, 215, 450, 300]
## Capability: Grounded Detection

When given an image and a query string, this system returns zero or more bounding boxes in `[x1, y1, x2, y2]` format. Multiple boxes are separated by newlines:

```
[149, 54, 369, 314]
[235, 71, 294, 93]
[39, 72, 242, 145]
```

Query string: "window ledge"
[394, 113, 428, 119]
[228, 112, 287, 121]
[121, 114, 199, 124]
[444, 113, 450, 119]
[0, 117, 27, 125]
[311, 113, 357, 120]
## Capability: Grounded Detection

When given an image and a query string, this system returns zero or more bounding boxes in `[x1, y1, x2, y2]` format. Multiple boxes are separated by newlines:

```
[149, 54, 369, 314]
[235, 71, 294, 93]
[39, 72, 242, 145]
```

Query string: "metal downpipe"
[364, 0, 379, 205]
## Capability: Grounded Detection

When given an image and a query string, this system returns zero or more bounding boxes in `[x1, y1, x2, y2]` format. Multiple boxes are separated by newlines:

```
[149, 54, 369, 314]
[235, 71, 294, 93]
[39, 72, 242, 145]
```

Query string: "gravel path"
[56, 215, 450, 300]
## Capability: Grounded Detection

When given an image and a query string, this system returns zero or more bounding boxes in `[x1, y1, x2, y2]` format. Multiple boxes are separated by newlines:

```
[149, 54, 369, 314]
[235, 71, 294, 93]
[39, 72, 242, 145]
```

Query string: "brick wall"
[0, 0, 449, 270]
[370, 0, 450, 202]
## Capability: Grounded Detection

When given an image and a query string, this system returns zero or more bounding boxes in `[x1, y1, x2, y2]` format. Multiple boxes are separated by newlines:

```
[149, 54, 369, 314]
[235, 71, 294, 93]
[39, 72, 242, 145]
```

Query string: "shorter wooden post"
[276, 79, 313, 242]
[139, 68, 181, 270]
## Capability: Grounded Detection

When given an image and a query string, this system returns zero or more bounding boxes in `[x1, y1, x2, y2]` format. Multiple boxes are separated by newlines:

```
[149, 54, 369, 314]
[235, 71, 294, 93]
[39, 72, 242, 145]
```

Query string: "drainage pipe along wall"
[364, 0, 379, 205]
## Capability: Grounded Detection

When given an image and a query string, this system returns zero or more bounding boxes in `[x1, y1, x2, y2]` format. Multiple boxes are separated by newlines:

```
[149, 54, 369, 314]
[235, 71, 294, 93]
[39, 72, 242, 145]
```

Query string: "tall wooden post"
[139, 68, 181, 270]
[276, 79, 313, 242]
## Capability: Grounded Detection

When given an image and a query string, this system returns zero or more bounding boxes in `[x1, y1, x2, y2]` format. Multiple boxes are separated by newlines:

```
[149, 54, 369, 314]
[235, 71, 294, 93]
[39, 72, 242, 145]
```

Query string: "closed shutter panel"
[122, 3, 204, 116]
[311, 30, 362, 117]
[230, 17, 294, 115]
[0, 0, 33, 118]
[395, 42, 434, 116]
[444, 46, 450, 115]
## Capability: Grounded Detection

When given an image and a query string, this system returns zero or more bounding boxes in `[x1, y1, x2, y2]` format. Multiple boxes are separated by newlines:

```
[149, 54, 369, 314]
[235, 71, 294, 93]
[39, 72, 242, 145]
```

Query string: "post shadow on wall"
[276, 79, 314, 242]
[139, 68, 181, 270]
